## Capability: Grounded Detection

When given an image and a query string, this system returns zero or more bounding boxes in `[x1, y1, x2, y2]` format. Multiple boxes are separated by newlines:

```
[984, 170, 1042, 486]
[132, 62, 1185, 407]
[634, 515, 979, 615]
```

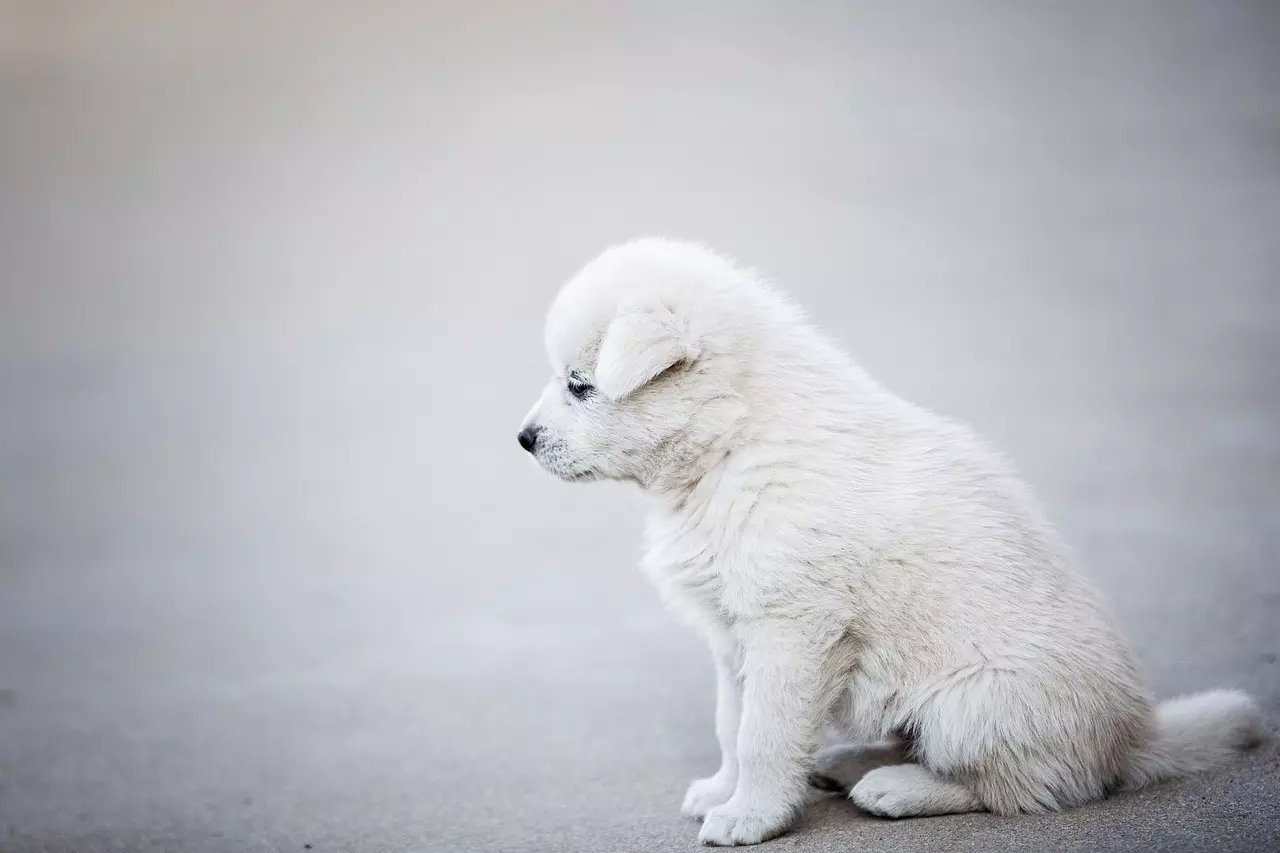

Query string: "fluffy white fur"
[518, 238, 1263, 846]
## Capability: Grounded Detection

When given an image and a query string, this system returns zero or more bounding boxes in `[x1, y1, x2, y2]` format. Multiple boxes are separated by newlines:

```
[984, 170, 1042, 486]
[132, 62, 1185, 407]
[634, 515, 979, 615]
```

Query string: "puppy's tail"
[1121, 689, 1264, 789]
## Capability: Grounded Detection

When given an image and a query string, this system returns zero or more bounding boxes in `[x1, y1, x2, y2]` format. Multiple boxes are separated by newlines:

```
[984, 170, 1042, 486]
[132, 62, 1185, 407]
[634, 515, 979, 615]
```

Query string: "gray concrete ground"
[2, 2, 1279, 851]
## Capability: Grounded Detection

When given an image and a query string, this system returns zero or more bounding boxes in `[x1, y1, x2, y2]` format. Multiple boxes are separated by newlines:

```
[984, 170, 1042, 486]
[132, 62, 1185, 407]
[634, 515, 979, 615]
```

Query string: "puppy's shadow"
[809, 740, 911, 793]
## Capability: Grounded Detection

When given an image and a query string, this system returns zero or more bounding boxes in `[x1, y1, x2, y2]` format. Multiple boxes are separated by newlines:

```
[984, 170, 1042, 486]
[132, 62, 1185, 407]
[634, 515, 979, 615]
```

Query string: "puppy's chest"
[639, 512, 743, 625]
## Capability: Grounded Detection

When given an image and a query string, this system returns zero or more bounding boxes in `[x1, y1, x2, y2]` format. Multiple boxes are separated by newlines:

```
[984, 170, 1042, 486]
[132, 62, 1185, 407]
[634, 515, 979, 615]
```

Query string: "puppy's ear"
[595, 308, 696, 400]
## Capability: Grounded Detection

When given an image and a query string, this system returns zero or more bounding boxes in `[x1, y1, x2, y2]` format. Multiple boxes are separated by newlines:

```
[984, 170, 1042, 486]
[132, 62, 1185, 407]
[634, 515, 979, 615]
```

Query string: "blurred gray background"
[2, 2, 1278, 852]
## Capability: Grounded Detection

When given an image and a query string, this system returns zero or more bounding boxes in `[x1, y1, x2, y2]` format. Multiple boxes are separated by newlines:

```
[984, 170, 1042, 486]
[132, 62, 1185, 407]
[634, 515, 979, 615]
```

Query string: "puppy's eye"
[567, 376, 594, 400]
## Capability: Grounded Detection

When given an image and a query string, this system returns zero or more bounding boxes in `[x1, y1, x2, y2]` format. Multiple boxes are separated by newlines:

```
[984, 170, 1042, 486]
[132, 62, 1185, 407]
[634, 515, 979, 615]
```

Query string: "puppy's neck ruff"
[637, 394, 750, 504]
[640, 439, 733, 507]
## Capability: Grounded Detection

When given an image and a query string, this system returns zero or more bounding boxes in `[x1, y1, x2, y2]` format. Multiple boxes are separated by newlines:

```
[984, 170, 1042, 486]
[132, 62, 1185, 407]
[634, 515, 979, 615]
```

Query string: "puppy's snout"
[517, 424, 541, 453]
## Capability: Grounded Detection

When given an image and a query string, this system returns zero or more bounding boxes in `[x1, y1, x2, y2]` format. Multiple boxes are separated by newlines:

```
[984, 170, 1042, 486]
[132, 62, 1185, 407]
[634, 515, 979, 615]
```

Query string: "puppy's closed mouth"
[535, 455, 599, 483]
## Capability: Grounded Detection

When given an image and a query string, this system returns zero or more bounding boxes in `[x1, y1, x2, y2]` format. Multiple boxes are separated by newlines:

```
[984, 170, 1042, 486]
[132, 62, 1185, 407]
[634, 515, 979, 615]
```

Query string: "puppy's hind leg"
[850, 764, 983, 818]
[809, 739, 911, 792]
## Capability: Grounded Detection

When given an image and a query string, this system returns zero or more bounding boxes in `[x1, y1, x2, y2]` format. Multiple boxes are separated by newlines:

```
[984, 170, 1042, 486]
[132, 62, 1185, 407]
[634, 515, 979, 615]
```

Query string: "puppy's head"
[518, 239, 746, 487]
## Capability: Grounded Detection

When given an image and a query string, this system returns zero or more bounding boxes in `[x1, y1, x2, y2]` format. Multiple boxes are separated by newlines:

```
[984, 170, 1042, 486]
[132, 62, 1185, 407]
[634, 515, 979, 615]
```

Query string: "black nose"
[517, 425, 540, 453]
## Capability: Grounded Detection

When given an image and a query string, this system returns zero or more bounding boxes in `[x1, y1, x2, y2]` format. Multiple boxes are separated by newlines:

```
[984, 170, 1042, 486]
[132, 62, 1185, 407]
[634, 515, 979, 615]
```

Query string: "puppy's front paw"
[698, 799, 794, 846]
[682, 772, 737, 819]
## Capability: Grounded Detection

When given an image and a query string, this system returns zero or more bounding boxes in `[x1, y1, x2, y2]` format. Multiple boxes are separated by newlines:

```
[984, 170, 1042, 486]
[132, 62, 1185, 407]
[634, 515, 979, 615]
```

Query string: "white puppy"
[518, 238, 1262, 846]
